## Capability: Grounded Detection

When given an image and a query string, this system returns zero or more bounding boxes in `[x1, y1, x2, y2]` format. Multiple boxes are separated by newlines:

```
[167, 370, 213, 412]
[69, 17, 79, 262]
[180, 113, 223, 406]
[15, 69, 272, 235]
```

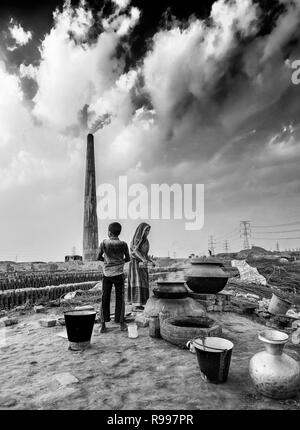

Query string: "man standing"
[97, 222, 130, 333]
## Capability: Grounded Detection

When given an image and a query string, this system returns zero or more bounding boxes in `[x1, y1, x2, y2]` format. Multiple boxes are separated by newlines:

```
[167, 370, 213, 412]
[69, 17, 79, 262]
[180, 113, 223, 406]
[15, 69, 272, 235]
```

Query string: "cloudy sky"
[0, 0, 300, 261]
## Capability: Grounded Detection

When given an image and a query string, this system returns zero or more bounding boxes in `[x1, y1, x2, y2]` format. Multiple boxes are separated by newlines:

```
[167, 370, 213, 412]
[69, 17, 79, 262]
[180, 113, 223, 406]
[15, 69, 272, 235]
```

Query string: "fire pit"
[144, 280, 205, 319]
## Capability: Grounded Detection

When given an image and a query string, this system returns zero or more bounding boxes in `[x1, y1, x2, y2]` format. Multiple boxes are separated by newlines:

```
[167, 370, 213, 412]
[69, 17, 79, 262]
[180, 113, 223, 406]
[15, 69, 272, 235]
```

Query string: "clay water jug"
[184, 258, 228, 294]
[249, 329, 300, 399]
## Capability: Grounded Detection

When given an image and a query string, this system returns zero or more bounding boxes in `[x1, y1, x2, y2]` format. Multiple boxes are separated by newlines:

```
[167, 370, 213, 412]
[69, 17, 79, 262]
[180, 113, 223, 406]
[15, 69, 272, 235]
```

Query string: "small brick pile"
[254, 305, 300, 334]
[188, 291, 234, 312]
[254, 312, 299, 334]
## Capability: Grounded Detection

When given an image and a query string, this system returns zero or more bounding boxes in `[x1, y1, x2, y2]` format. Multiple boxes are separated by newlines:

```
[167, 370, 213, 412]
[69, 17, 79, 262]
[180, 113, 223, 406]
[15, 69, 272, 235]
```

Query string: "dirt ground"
[1, 299, 300, 411]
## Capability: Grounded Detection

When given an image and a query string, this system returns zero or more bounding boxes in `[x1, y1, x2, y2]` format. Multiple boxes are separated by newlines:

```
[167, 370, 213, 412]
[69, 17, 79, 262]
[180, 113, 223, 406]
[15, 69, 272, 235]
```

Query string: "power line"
[240, 221, 251, 249]
[224, 240, 229, 253]
[253, 237, 300, 240]
[208, 235, 216, 256]
[252, 221, 300, 228]
[253, 229, 300, 234]
[217, 228, 240, 241]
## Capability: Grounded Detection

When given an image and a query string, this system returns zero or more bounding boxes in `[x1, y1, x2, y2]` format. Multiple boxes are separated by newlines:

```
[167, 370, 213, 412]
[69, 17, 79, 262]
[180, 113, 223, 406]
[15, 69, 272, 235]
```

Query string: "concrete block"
[49, 300, 61, 307]
[0, 317, 18, 327]
[74, 305, 95, 311]
[39, 319, 57, 327]
[135, 313, 149, 327]
[57, 317, 65, 326]
[291, 328, 300, 345]
[34, 305, 45, 313]
[291, 320, 300, 330]
[195, 299, 215, 307]
[7, 318, 18, 326]
[54, 372, 79, 386]
[218, 291, 234, 299]
[56, 330, 68, 339]
[266, 321, 278, 328]
[232, 298, 258, 310]
[0, 317, 8, 327]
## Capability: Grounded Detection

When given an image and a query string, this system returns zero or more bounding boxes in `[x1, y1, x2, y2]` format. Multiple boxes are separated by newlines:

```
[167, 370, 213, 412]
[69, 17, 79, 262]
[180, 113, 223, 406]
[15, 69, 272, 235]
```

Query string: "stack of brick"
[0, 281, 98, 310]
[188, 291, 234, 312]
[0, 271, 102, 291]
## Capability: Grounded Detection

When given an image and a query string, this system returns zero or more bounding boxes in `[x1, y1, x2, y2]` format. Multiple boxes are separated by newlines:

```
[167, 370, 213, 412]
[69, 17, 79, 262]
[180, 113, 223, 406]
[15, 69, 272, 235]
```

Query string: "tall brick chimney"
[83, 133, 99, 261]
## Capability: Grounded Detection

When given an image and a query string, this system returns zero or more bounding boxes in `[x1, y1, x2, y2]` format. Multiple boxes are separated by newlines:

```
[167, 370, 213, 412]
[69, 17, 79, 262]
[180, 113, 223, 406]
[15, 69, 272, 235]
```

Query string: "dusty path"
[0, 308, 300, 410]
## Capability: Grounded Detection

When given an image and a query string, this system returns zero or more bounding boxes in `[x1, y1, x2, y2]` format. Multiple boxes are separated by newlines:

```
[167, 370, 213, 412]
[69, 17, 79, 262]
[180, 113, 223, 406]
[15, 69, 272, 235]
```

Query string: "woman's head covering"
[130, 222, 151, 252]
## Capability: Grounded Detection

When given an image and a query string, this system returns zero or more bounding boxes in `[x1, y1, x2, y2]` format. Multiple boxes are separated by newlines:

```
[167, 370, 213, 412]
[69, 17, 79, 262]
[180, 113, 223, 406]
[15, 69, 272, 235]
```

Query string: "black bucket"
[64, 310, 96, 351]
[193, 337, 234, 383]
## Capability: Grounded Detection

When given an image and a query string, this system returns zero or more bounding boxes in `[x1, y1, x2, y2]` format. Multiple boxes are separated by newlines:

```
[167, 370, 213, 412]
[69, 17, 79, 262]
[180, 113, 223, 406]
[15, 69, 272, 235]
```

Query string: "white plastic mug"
[128, 323, 138, 338]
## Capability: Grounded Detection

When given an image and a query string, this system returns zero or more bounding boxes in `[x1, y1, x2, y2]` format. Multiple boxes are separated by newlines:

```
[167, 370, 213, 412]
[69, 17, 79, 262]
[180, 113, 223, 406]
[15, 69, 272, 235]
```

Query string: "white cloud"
[111, 0, 131, 10]
[32, 1, 140, 130]
[0, 61, 29, 148]
[88, 69, 138, 130]
[1, 0, 300, 259]
[0, 0, 143, 200]
[143, 0, 258, 121]
[9, 21, 32, 47]
[116, 7, 140, 36]
[262, 1, 300, 61]
[7, 45, 17, 52]
[19, 63, 38, 80]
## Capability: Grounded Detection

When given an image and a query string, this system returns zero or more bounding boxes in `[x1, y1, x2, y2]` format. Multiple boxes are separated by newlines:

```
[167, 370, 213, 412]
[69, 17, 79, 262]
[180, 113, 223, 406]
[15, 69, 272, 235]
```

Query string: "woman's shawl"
[130, 222, 151, 260]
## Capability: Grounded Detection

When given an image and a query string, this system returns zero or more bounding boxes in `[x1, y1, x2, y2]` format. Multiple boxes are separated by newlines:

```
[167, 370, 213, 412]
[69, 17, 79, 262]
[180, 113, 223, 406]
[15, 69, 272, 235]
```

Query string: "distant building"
[65, 255, 83, 263]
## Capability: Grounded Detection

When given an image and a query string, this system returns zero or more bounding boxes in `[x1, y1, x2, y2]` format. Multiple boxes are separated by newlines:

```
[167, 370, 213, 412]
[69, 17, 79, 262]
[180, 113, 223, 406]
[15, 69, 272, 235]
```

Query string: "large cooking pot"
[184, 258, 229, 294]
[153, 281, 188, 299]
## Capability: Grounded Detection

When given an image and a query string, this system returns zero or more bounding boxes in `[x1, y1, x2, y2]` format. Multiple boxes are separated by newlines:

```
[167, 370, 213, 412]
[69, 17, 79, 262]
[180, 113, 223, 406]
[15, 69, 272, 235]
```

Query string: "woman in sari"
[127, 222, 155, 310]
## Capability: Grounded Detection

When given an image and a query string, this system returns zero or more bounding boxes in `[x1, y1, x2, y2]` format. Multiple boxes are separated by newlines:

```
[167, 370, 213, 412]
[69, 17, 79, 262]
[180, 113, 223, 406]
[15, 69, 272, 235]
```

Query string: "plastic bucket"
[268, 293, 292, 315]
[64, 310, 96, 351]
[128, 323, 138, 338]
[193, 337, 234, 383]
